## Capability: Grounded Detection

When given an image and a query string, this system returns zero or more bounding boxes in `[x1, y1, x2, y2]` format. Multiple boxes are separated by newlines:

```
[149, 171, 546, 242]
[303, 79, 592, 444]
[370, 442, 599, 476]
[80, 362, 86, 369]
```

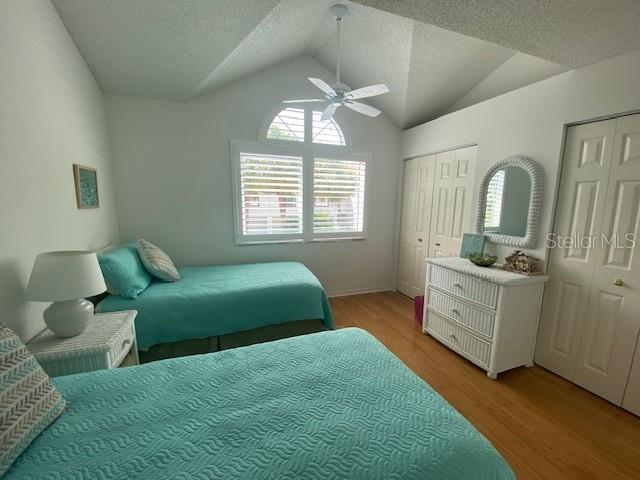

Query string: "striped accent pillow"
[136, 239, 181, 282]
[0, 325, 67, 475]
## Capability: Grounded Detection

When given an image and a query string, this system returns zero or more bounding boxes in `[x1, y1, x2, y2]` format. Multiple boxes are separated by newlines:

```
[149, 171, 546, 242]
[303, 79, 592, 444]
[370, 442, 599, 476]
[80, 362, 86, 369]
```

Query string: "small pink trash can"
[414, 295, 424, 327]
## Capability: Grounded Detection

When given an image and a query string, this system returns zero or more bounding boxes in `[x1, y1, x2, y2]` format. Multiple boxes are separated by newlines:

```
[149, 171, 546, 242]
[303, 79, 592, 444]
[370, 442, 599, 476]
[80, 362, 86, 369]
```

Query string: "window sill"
[310, 236, 367, 242]
[234, 236, 366, 246]
[235, 239, 304, 246]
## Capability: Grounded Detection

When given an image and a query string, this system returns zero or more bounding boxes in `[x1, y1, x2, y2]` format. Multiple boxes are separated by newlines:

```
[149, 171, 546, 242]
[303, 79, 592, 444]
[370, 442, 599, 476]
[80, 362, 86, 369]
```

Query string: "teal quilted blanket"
[8, 329, 513, 479]
[97, 262, 334, 349]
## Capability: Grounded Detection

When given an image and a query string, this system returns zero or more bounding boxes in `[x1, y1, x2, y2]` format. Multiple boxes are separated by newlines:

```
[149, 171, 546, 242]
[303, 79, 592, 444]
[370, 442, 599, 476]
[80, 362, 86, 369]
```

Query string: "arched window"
[232, 104, 366, 244]
[265, 107, 347, 146]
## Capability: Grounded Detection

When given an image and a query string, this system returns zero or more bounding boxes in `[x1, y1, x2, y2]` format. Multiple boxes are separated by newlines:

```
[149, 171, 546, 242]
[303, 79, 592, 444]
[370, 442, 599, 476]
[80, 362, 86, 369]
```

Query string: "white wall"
[0, 0, 119, 340]
[403, 49, 640, 262]
[106, 56, 402, 296]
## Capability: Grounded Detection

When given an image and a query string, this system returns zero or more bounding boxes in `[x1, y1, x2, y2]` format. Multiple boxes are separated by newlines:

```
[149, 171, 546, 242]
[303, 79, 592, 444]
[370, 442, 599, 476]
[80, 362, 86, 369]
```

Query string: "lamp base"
[43, 299, 93, 337]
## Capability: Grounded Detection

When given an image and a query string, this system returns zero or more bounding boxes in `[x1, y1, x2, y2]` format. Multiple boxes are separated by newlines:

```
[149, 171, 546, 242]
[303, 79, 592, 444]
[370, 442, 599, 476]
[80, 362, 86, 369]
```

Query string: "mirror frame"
[475, 155, 543, 248]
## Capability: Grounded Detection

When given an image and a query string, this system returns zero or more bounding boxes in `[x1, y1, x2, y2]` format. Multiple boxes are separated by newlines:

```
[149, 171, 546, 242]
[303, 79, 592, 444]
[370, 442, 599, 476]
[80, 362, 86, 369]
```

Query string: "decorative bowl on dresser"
[27, 310, 139, 377]
[423, 257, 548, 379]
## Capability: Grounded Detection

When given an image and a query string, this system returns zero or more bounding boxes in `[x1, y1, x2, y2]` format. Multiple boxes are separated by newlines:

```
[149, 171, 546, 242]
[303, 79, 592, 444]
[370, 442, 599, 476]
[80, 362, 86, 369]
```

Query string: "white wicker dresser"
[27, 310, 139, 377]
[424, 257, 547, 379]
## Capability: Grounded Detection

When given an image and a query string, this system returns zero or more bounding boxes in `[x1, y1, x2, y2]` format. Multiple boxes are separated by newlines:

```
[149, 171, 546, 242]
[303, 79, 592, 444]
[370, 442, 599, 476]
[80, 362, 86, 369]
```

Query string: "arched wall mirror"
[475, 155, 543, 248]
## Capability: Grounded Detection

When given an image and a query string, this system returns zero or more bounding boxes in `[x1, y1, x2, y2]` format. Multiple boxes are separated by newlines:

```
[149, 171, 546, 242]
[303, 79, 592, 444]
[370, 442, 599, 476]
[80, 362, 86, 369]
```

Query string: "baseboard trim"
[327, 288, 394, 298]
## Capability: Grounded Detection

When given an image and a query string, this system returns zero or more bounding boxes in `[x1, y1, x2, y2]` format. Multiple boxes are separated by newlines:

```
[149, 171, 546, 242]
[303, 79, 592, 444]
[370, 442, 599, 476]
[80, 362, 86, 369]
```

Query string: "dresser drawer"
[426, 312, 492, 368]
[427, 288, 495, 338]
[107, 322, 136, 368]
[429, 265, 498, 309]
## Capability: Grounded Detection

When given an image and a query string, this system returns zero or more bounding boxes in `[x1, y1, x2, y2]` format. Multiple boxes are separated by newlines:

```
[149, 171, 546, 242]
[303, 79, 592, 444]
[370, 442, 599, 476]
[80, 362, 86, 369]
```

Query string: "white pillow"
[136, 239, 181, 282]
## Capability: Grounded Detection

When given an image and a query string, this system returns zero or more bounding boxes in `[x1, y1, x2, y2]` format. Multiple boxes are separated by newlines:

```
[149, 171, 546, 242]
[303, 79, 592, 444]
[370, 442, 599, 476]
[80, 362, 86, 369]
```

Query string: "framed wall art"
[73, 164, 99, 209]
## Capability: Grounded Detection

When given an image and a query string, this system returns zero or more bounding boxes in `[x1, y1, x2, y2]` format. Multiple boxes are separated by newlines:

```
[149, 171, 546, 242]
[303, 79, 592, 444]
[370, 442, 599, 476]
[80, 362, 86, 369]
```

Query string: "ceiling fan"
[283, 3, 389, 121]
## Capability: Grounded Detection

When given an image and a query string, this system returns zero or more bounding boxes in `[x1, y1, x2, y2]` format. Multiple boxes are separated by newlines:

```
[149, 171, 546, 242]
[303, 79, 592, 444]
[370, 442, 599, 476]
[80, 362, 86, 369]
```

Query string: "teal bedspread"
[97, 262, 334, 349]
[8, 328, 514, 480]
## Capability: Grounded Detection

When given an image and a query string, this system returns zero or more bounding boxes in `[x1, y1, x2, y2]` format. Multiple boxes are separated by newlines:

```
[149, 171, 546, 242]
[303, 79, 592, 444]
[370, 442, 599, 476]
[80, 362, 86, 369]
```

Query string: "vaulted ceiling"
[52, 0, 640, 128]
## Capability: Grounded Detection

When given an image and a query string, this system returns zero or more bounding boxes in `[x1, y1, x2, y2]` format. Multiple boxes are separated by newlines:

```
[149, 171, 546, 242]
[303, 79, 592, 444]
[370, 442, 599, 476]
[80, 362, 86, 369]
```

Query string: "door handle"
[613, 278, 623, 287]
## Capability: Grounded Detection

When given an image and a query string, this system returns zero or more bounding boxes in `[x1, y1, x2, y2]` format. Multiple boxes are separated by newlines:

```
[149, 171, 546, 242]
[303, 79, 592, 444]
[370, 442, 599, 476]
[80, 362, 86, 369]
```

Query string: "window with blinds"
[484, 169, 505, 230]
[238, 153, 304, 238]
[233, 105, 366, 244]
[313, 158, 366, 235]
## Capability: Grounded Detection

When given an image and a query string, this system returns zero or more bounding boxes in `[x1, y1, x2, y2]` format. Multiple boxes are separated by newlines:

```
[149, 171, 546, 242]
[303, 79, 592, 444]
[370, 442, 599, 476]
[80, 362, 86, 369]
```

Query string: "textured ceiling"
[55, 0, 631, 128]
[350, 0, 640, 68]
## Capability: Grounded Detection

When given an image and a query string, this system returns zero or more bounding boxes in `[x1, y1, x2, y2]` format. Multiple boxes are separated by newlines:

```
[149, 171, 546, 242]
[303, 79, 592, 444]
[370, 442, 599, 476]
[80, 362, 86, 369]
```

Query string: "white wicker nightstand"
[27, 310, 139, 377]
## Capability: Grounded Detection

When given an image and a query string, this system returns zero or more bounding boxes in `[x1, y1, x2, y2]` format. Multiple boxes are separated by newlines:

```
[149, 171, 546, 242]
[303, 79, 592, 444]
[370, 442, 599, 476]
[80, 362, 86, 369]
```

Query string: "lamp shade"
[27, 251, 107, 301]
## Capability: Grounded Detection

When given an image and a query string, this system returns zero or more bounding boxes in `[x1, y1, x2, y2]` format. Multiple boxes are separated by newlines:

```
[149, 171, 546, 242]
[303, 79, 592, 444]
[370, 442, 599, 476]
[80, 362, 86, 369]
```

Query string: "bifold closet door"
[536, 119, 616, 379]
[429, 146, 477, 258]
[537, 113, 640, 407]
[397, 155, 435, 298]
[574, 114, 640, 405]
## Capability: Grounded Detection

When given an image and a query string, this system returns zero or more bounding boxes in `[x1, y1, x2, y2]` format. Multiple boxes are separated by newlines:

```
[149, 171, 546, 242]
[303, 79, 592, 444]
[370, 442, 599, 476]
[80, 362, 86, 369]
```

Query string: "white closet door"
[537, 113, 640, 407]
[448, 146, 477, 256]
[536, 119, 615, 379]
[429, 150, 455, 258]
[397, 155, 435, 298]
[574, 114, 640, 405]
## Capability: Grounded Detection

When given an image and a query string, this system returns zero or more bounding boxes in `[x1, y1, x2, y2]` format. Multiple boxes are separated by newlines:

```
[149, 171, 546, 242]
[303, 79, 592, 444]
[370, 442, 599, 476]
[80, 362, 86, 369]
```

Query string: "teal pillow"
[98, 243, 152, 299]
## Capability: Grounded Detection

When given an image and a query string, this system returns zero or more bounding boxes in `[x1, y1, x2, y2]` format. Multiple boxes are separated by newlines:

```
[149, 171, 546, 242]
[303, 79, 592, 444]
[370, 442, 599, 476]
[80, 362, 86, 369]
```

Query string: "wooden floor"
[330, 291, 640, 480]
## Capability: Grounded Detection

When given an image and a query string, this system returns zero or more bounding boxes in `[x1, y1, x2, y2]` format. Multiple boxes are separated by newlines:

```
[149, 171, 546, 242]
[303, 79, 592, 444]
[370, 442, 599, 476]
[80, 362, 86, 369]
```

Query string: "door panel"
[397, 155, 435, 298]
[565, 181, 599, 261]
[429, 151, 454, 258]
[449, 146, 476, 256]
[397, 159, 418, 296]
[549, 281, 583, 357]
[536, 119, 615, 379]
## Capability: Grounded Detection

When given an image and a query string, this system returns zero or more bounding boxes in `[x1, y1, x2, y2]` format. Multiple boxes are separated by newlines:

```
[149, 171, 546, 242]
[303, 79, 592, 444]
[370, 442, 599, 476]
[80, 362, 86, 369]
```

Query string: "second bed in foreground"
[8, 328, 514, 479]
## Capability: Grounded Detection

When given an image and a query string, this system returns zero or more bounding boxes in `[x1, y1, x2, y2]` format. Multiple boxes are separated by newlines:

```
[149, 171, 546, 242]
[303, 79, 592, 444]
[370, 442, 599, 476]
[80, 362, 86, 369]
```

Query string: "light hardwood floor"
[330, 291, 640, 480]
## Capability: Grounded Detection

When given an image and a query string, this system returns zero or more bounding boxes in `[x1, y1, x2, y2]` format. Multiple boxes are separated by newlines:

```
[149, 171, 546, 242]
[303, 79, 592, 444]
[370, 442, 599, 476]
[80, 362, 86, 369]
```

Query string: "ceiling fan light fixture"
[329, 4, 349, 22]
[282, 3, 389, 121]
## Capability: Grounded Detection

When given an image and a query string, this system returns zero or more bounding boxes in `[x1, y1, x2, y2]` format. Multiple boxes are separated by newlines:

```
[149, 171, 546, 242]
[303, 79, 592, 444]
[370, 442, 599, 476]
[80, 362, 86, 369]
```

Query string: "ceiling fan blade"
[320, 103, 339, 122]
[345, 101, 381, 118]
[282, 99, 325, 103]
[308, 77, 336, 96]
[345, 84, 389, 100]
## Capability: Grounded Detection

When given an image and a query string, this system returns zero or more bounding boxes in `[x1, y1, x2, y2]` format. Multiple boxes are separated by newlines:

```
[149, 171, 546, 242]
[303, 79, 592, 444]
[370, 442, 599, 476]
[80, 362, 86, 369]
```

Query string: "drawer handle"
[122, 338, 132, 349]
[449, 333, 458, 343]
[451, 308, 460, 316]
[453, 283, 463, 289]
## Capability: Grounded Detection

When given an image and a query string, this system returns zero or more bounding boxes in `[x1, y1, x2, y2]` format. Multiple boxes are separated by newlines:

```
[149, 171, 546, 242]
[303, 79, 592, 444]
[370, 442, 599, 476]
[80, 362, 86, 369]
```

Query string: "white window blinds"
[312, 111, 346, 146]
[313, 158, 366, 235]
[266, 108, 305, 142]
[239, 153, 304, 237]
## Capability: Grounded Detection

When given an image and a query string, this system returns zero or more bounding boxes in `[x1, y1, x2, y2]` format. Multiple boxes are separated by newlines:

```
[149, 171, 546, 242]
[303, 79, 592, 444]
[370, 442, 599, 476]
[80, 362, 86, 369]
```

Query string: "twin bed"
[7, 328, 514, 479]
[96, 261, 334, 355]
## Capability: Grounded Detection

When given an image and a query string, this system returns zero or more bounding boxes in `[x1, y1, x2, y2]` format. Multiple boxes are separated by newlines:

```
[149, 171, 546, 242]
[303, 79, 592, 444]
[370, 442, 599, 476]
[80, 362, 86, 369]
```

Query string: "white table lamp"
[27, 251, 107, 337]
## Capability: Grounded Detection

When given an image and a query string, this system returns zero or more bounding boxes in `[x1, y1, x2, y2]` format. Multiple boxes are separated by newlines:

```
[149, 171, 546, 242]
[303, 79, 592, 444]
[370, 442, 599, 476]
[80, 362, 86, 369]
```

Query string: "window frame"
[311, 155, 369, 242]
[231, 105, 369, 245]
[259, 104, 351, 150]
